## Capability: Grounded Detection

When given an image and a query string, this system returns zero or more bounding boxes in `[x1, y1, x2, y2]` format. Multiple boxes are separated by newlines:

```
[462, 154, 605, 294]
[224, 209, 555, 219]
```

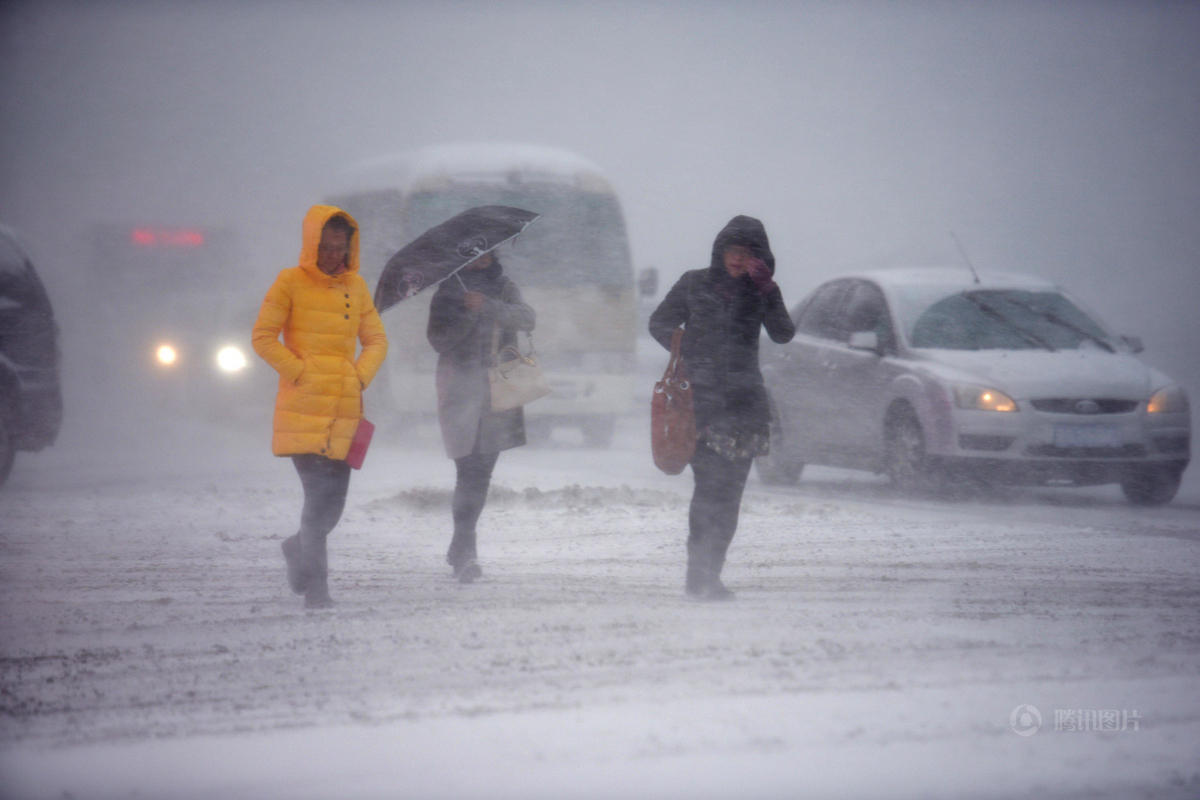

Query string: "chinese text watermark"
[1009, 704, 1141, 736]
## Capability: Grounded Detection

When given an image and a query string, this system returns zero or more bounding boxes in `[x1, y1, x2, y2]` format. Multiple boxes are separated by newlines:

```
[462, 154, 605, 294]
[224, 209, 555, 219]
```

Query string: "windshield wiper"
[961, 293, 1056, 352]
[989, 295, 1115, 353]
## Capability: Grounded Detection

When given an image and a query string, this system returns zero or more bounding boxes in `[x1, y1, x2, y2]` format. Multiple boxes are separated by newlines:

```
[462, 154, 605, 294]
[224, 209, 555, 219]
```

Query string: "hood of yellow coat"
[299, 204, 361, 281]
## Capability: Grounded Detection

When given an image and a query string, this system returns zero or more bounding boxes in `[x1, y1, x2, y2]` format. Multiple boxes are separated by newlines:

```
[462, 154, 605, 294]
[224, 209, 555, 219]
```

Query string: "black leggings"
[448, 449, 500, 565]
[292, 454, 351, 577]
[688, 443, 753, 580]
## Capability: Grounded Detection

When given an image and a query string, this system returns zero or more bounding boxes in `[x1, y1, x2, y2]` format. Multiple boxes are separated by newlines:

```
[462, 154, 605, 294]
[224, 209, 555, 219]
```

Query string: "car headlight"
[155, 342, 179, 368]
[215, 345, 249, 373]
[954, 384, 1017, 412]
[1147, 385, 1188, 414]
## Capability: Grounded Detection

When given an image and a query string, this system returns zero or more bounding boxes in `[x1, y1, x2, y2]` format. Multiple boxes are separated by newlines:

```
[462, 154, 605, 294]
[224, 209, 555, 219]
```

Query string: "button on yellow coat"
[251, 205, 388, 460]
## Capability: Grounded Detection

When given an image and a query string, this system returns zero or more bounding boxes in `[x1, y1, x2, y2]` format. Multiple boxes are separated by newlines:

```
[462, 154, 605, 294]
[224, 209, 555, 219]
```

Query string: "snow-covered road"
[1, 412, 1198, 799]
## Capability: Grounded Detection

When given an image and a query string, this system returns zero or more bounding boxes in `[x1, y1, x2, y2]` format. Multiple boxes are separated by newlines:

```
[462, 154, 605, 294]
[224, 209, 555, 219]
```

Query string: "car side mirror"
[848, 330, 881, 354]
[1121, 335, 1144, 354]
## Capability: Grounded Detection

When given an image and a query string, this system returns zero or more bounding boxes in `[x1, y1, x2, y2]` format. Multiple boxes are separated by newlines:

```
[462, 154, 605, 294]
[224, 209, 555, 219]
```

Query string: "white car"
[757, 268, 1191, 505]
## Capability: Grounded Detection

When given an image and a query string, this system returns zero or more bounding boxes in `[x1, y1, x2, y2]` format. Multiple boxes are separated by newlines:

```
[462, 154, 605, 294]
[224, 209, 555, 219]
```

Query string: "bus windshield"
[405, 183, 632, 289]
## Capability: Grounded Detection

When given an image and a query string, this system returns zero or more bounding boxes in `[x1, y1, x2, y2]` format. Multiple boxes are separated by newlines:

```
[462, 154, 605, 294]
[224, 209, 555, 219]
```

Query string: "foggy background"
[2, 0, 1198, 428]
[3, 6, 1200, 794]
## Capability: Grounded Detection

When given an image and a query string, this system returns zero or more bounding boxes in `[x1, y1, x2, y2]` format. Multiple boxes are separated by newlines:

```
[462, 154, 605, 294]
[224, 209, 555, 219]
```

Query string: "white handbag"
[488, 325, 551, 412]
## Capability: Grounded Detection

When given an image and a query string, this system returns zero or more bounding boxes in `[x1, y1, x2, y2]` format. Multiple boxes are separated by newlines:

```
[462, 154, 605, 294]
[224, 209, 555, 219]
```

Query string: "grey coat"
[427, 263, 536, 459]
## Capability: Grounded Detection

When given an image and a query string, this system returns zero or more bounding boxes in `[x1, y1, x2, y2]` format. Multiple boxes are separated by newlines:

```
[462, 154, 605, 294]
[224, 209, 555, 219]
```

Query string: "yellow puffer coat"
[251, 205, 388, 459]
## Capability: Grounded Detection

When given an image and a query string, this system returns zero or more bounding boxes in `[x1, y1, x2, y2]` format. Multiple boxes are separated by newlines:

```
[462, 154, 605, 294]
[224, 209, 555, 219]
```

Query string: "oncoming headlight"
[954, 384, 1017, 412]
[1147, 385, 1188, 414]
[215, 345, 249, 374]
[155, 343, 179, 368]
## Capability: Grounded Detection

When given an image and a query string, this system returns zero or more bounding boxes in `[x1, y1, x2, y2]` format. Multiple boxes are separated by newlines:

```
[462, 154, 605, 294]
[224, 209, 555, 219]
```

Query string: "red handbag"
[651, 328, 696, 474]
[345, 417, 375, 470]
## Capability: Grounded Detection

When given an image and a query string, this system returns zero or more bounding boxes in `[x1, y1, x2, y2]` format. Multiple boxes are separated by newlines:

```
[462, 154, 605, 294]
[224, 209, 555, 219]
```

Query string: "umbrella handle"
[455, 272, 468, 291]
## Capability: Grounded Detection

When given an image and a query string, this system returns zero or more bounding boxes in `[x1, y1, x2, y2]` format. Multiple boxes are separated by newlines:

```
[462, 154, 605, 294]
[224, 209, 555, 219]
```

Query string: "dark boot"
[454, 559, 483, 584]
[706, 543, 734, 600]
[304, 572, 334, 609]
[685, 539, 710, 597]
[447, 531, 480, 583]
[685, 543, 734, 601]
[685, 568, 735, 601]
[701, 577, 736, 601]
[281, 534, 307, 595]
[301, 531, 333, 609]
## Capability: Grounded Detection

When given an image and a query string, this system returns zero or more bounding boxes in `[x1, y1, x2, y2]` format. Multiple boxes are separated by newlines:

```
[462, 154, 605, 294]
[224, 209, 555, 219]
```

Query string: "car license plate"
[1053, 424, 1121, 448]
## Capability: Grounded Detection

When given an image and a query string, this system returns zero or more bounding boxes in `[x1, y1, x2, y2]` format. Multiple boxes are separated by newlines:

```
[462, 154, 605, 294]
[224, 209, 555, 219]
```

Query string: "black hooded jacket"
[427, 257, 536, 459]
[648, 215, 795, 450]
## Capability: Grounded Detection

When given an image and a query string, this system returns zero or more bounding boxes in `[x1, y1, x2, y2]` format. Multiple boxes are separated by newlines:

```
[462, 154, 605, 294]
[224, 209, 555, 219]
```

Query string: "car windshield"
[897, 287, 1115, 351]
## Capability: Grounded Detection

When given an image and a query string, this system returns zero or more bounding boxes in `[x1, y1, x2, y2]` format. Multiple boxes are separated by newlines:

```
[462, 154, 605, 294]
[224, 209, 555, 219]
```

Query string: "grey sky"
[2, 0, 1197, 389]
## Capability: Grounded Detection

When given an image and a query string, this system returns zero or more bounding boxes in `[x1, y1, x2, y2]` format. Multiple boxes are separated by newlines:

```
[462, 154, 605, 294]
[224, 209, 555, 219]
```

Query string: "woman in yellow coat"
[252, 205, 387, 608]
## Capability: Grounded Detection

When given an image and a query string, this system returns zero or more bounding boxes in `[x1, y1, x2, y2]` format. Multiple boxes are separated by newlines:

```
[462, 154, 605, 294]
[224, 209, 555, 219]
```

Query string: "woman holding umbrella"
[252, 205, 388, 608]
[648, 215, 795, 600]
[427, 248, 535, 583]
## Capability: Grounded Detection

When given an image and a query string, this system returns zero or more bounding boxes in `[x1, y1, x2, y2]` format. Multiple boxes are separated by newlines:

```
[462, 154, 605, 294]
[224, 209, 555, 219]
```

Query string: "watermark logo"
[1009, 704, 1043, 736]
[1054, 708, 1140, 733]
[1009, 705, 1141, 735]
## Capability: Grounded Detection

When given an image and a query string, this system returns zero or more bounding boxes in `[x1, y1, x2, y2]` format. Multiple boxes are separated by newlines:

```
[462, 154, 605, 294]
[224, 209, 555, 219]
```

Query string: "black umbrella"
[373, 205, 539, 312]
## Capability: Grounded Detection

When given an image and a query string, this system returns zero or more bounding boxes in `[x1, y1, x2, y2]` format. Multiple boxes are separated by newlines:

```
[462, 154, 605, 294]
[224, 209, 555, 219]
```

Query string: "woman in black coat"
[427, 250, 535, 583]
[648, 215, 795, 599]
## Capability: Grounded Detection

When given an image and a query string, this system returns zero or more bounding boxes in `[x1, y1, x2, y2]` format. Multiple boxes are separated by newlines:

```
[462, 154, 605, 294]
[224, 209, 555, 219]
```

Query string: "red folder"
[345, 417, 375, 470]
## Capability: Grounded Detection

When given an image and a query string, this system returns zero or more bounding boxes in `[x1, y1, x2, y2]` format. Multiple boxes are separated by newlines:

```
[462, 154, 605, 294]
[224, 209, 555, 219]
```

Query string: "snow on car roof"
[851, 267, 1060, 291]
[328, 142, 613, 194]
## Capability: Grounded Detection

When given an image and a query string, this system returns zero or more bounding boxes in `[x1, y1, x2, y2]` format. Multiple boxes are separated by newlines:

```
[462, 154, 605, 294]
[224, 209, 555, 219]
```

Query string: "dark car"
[0, 225, 62, 486]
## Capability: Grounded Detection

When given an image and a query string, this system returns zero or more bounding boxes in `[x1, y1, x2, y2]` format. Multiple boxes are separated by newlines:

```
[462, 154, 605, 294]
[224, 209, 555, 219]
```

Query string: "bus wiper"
[962, 293, 1056, 352]
[990, 295, 1115, 353]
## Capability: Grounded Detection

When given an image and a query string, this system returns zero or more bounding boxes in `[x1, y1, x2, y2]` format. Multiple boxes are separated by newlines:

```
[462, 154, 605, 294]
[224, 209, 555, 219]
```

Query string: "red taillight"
[130, 228, 206, 247]
[166, 229, 205, 247]
[131, 228, 157, 246]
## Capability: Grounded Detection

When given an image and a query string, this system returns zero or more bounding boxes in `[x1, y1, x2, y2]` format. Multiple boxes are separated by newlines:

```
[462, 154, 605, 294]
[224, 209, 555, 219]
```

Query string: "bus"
[324, 143, 642, 446]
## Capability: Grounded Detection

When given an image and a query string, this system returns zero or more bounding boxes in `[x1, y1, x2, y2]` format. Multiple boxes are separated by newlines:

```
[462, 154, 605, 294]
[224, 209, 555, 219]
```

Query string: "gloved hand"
[745, 259, 777, 294]
[463, 291, 486, 311]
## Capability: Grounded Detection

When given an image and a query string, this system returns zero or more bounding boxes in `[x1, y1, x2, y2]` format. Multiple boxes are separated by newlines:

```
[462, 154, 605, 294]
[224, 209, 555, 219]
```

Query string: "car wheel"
[1120, 464, 1183, 506]
[755, 405, 803, 486]
[0, 414, 14, 489]
[885, 409, 941, 494]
